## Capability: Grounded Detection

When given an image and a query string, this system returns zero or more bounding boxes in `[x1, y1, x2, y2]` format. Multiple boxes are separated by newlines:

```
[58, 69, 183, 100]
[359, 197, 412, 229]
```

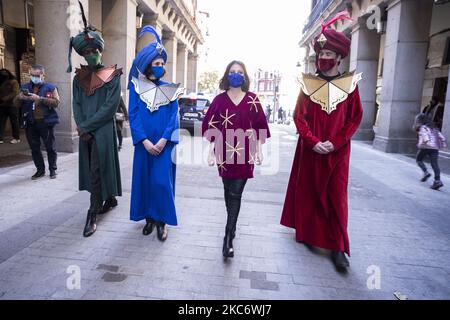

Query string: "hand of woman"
[208, 151, 216, 166]
[255, 151, 264, 165]
[143, 139, 160, 156]
[154, 138, 167, 153]
[207, 143, 216, 166]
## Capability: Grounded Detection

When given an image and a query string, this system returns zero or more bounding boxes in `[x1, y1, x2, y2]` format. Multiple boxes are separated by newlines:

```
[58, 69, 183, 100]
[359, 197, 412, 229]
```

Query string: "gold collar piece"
[299, 72, 363, 114]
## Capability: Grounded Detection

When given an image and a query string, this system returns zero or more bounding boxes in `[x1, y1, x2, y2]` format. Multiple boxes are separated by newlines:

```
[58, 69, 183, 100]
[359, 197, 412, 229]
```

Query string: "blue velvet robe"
[128, 80, 179, 225]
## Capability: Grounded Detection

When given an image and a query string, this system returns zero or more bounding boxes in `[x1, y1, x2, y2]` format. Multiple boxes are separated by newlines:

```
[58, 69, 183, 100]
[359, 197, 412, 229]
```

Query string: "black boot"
[222, 178, 247, 258]
[156, 222, 168, 241]
[100, 197, 118, 214]
[331, 251, 349, 271]
[83, 211, 97, 237]
[143, 218, 155, 236]
[222, 228, 234, 258]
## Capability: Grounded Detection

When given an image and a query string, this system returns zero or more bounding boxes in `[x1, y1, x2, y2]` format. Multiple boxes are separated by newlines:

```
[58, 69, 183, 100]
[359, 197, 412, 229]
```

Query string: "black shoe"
[50, 170, 57, 179]
[143, 218, 155, 236]
[331, 251, 349, 271]
[100, 197, 118, 214]
[31, 171, 45, 180]
[222, 229, 234, 258]
[83, 212, 97, 237]
[421, 172, 431, 182]
[118, 145, 122, 151]
[431, 180, 444, 190]
[156, 222, 168, 241]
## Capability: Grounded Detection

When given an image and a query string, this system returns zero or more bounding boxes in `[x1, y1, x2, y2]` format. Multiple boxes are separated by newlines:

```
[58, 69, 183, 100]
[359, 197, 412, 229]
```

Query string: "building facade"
[0, 0, 204, 152]
[299, 0, 450, 166]
[253, 69, 285, 122]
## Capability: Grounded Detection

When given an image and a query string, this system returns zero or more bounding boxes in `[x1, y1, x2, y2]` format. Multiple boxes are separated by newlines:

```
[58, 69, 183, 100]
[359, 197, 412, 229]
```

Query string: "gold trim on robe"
[299, 71, 363, 115]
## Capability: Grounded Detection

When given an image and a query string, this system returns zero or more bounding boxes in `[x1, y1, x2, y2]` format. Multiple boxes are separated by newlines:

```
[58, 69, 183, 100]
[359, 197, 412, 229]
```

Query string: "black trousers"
[117, 128, 123, 147]
[87, 139, 103, 214]
[222, 178, 247, 233]
[25, 121, 57, 172]
[416, 149, 440, 181]
[0, 106, 20, 140]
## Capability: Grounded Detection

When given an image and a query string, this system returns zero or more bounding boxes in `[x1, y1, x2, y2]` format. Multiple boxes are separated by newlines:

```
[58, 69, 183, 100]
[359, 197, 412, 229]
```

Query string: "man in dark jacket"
[14, 64, 60, 180]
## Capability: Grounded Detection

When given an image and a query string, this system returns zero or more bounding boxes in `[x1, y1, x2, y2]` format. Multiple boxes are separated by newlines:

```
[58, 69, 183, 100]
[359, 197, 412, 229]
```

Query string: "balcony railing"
[303, 0, 334, 34]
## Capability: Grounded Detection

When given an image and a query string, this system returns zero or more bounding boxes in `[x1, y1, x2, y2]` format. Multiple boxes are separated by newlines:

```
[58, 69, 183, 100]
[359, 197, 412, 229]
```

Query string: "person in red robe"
[280, 11, 363, 271]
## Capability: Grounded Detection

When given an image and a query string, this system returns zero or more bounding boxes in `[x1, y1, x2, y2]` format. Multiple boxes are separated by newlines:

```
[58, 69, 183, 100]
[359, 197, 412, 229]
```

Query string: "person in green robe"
[67, 2, 122, 237]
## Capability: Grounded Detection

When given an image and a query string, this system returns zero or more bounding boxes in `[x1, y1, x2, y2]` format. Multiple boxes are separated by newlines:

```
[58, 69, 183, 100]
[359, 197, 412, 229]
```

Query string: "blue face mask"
[31, 76, 43, 85]
[151, 66, 165, 79]
[228, 72, 245, 88]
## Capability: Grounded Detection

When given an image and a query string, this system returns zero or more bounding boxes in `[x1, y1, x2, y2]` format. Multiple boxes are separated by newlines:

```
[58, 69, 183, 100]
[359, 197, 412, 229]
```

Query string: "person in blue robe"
[128, 25, 182, 241]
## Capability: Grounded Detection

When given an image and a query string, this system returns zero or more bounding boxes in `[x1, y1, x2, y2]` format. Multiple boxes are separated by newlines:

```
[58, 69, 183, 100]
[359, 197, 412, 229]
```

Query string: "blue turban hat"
[128, 25, 168, 88]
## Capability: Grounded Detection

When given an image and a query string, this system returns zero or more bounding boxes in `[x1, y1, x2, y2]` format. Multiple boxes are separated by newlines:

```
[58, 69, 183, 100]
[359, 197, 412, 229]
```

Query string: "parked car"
[179, 93, 213, 134]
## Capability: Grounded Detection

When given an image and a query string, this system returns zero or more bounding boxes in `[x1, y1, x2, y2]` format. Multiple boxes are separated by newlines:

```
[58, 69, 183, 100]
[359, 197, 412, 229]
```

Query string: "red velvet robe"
[280, 86, 363, 255]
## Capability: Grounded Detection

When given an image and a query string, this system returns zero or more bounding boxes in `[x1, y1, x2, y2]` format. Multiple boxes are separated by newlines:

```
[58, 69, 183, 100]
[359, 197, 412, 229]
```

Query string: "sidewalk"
[0, 124, 449, 300]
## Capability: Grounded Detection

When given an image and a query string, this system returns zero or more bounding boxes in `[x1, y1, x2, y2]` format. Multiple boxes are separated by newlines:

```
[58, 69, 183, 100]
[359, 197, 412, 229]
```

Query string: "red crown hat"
[313, 11, 353, 58]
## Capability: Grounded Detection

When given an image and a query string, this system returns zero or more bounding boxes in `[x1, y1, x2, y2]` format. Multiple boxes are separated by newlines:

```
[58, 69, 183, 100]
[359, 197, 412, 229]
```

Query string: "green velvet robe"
[72, 69, 122, 201]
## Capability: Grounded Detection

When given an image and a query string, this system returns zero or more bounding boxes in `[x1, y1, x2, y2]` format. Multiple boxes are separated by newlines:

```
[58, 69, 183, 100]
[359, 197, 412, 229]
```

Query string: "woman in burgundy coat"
[202, 60, 270, 259]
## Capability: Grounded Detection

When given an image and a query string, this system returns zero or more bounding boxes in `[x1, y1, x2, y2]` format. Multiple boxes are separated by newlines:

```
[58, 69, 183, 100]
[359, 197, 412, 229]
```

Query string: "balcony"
[303, 0, 334, 33]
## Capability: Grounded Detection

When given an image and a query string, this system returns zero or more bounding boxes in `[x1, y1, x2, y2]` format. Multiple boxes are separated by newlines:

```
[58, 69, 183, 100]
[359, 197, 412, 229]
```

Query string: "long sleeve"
[39, 88, 60, 109]
[162, 99, 180, 144]
[2, 80, 19, 103]
[128, 85, 148, 146]
[79, 75, 121, 133]
[294, 91, 321, 149]
[202, 97, 222, 143]
[72, 80, 84, 126]
[328, 87, 363, 151]
[250, 95, 271, 143]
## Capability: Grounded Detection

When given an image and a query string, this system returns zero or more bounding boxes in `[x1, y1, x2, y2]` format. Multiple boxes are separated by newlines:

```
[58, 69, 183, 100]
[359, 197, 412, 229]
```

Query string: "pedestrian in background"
[14, 65, 60, 180]
[202, 60, 270, 259]
[116, 92, 128, 151]
[414, 113, 447, 190]
[0, 69, 20, 144]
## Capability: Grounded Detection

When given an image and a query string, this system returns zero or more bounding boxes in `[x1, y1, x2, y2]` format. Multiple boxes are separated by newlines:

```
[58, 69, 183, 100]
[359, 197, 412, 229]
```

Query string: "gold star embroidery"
[318, 33, 327, 48]
[226, 141, 245, 160]
[247, 96, 260, 112]
[208, 114, 220, 130]
[220, 109, 236, 128]
[217, 156, 227, 173]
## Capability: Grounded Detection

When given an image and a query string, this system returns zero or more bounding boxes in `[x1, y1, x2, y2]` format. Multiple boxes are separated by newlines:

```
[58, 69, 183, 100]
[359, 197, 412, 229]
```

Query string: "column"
[102, 0, 137, 138]
[187, 52, 199, 93]
[349, 18, 380, 141]
[373, 0, 433, 154]
[176, 43, 188, 88]
[102, 0, 136, 92]
[441, 67, 450, 150]
[34, 0, 87, 152]
[162, 31, 177, 83]
[137, 14, 163, 52]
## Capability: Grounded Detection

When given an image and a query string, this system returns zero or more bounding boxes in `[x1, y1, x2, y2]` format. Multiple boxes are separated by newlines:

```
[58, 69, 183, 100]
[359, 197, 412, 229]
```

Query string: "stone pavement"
[0, 124, 449, 300]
